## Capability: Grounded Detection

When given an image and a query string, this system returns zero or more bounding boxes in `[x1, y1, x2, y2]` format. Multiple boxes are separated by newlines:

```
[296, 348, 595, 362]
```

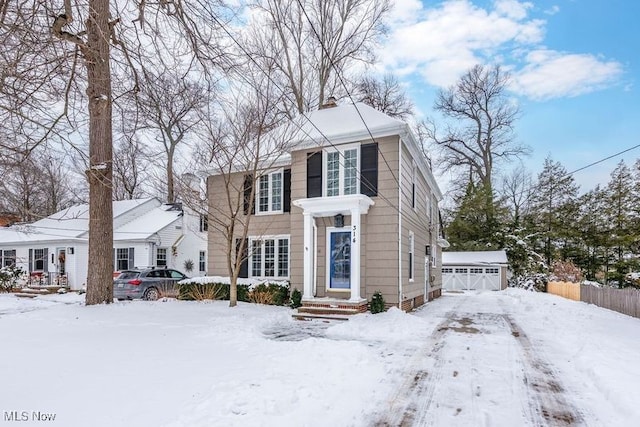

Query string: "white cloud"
[381, 0, 545, 87]
[544, 5, 560, 15]
[380, 0, 623, 99]
[512, 49, 623, 100]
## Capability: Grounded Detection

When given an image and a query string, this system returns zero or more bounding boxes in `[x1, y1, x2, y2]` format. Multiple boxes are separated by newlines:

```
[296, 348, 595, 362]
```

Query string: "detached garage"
[442, 250, 509, 291]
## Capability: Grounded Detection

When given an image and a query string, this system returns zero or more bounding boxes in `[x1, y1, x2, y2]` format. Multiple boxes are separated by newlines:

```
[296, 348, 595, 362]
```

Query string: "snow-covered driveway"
[377, 291, 616, 426]
[0, 289, 638, 426]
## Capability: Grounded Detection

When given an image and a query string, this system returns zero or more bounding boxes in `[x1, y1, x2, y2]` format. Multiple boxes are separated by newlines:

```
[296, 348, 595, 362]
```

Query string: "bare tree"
[355, 73, 414, 120]
[423, 64, 528, 190]
[499, 166, 533, 228]
[247, 0, 389, 114]
[112, 134, 147, 200]
[134, 69, 206, 203]
[201, 69, 292, 307]
[0, 151, 76, 221]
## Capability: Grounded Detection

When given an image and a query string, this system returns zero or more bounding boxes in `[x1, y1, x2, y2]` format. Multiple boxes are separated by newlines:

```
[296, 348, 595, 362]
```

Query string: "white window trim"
[256, 169, 284, 216]
[322, 143, 361, 197]
[199, 250, 206, 272]
[409, 231, 415, 282]
[248, 235, 290, 279]
[156, 247, 167, 267]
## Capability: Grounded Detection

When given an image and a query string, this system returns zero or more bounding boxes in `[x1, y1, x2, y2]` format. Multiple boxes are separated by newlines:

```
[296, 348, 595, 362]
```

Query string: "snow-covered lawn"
[0, 289, 638, 426]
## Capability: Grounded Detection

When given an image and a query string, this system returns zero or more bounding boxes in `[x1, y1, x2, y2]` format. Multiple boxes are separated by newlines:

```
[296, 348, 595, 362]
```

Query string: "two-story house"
[207, 101, 447, 312]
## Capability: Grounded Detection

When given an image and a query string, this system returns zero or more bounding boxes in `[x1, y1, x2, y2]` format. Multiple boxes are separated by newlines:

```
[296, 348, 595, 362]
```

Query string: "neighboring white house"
[442, 250, 509, 291]
[0, 198, 208, 290]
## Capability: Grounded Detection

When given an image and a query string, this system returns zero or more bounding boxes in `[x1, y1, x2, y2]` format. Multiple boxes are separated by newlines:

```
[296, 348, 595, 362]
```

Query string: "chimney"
[320, 96, 337, 109]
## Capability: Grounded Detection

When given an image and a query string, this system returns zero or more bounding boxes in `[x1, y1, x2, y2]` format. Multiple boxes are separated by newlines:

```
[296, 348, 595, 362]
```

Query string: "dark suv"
[113, 268, 188, 301]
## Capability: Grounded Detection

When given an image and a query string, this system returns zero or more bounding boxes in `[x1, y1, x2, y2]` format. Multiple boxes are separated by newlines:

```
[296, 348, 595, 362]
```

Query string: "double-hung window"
[325, 146, 359, 197]
[257, 170, 283, 214]
[156, 248, 167, 267]
[33, 249, 45, 271]
[249, 236, 289, 279]
[199, 251, 206, 272]
[115, 247, 134, 271]
[1, 250, 16, 267]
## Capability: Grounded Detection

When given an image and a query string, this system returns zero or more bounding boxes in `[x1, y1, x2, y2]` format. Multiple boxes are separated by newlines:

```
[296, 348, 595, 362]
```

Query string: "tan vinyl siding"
[207, 171, 291, 277]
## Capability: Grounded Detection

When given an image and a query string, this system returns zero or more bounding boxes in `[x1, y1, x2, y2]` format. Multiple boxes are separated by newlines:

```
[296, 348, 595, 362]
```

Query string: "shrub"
[370, 291, 386, 314]
[289, 288, 302, 309]
[248, 283, 290, 306]
[180, 283, 227, 301]
[0, 266, 24, 292]
[178, 282, 250, 302]
[551, 260, 583, 283]
[508, 273, 548, 292]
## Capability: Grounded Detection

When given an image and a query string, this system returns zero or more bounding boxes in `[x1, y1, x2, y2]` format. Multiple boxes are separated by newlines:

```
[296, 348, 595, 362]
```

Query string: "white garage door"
[442, 266, 501, 291]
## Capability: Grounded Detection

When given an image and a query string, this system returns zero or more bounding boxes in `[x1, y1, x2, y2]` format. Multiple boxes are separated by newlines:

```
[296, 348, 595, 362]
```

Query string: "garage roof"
[442, 250, 508, 265]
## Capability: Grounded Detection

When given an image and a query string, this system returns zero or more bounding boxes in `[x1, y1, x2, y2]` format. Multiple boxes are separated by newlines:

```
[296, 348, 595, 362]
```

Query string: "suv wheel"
[144, 287, 160, 301]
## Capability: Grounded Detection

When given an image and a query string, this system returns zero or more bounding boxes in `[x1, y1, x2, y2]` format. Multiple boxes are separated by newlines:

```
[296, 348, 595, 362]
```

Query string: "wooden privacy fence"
[547, 281, 581, 301]
[547, 281, 640, 319]
[580, 285, 640, 319]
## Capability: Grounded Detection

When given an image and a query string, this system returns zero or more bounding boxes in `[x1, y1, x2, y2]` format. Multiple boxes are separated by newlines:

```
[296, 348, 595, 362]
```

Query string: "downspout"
[398, 138, 403, 309]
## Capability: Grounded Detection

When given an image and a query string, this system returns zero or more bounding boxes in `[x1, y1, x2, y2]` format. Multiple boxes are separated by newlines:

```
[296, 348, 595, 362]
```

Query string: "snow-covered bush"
[0, 266, 24, 292]
[249, 283, 289, 306]
[178, 282, 250, 302]
[508, 273, 547, 292]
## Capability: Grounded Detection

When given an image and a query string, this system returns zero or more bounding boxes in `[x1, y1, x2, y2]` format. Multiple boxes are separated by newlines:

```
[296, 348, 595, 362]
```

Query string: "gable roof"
[0, 198, 181, 245]
[442, 250, 509, 265]
[289, 102, 406, 148]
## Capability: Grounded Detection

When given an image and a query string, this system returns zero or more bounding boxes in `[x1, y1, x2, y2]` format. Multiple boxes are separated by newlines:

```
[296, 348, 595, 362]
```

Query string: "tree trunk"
[84, 0, 114, 305]
[167, 146, 175, 203]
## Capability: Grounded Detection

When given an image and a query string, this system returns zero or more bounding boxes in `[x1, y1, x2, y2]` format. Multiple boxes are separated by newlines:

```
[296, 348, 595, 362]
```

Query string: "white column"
[303, 212, 314, 300]
[350, 207, 362, 301]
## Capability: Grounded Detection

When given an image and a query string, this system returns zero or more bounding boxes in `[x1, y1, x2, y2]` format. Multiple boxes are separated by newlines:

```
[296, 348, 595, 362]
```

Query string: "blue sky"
[378, 0, 640, 192]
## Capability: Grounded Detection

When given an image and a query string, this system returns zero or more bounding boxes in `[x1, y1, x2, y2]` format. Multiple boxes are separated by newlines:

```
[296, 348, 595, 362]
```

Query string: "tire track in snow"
[502, 314, 586, 426]
[375, 296, 587, 427]
[373, 307, 462, 427]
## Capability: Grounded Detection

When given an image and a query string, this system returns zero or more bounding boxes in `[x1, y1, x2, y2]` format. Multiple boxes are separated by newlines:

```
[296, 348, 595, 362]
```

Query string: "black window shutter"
[306, 151, 323, 198]
[29, 249, 33, 272]
[128, 248, 135, 269]
[361, 143, 378, 196]
[243, 174, 254, 215]
[283, 169, 291, 212]
[43, 248, 49, 272]
[236, 238, 249, 278]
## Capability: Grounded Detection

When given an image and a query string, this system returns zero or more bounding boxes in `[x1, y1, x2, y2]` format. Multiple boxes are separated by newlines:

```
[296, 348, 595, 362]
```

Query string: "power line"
[561, 144, 640, 180]
[207, 10, 435, 233]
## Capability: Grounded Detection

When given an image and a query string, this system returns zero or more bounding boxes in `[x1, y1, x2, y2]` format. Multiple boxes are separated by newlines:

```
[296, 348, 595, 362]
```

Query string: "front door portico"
[293, 194, 374, 303]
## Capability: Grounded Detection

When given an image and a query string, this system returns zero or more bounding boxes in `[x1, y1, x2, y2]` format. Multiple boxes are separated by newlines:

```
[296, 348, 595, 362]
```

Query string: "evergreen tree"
[605, 161, 635, 286]
[446, 182, 507, 250]
[528, 157, 580, 266]
[574, 186, 610, 281]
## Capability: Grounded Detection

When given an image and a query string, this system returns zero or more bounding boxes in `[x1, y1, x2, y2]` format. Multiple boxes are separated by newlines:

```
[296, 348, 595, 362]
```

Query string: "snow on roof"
[289, 102, 406, 148]
[442, 250, 508, 265]
[114, 206, 182, 241]
[0, 198, 168, 245]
